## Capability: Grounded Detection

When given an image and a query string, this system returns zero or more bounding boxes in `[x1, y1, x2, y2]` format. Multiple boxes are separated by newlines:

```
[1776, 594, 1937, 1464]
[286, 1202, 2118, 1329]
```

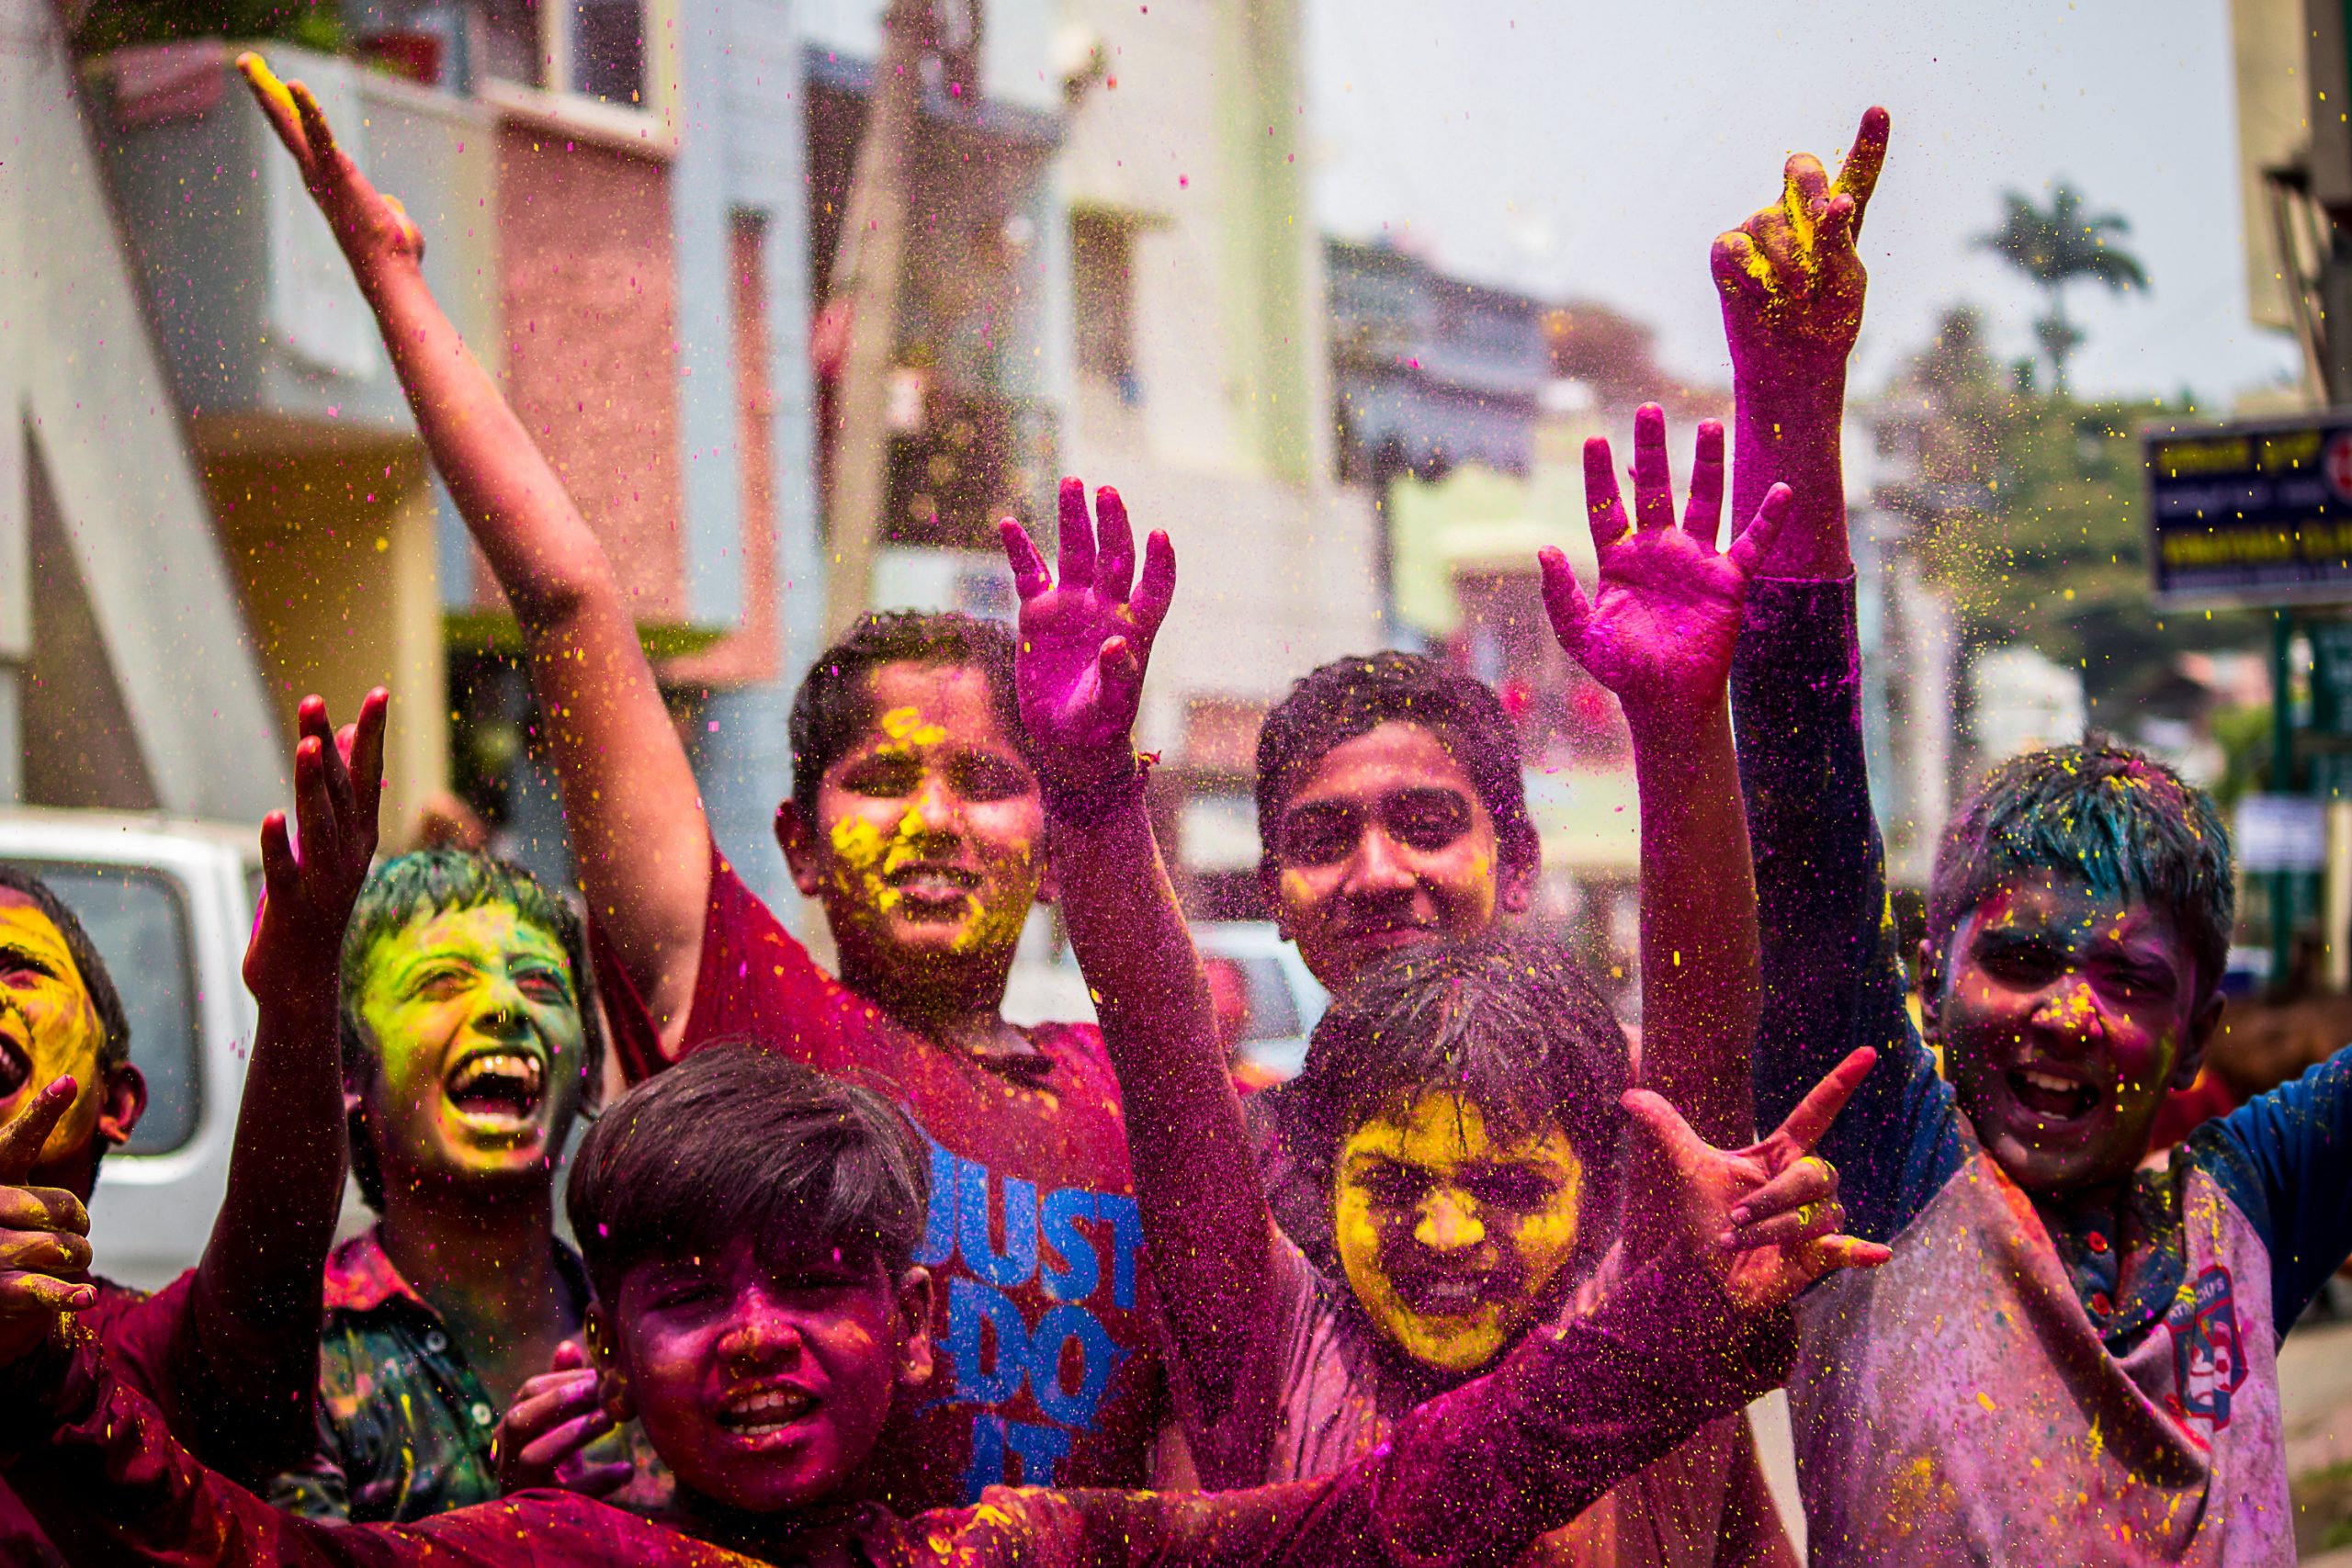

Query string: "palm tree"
[1978, 185, 2148, 399]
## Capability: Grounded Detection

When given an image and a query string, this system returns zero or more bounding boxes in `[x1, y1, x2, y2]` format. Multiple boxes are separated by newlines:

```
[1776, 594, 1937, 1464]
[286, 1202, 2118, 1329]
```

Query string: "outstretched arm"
[1540, 411, 1789, 1145]
[238, 55, 709, 1046]
[179, 691, 385, 1473]
[1713, 109, 1960, 1237]
[1000, 482, 1275, 1436]
[1716, 107, 1886, 581]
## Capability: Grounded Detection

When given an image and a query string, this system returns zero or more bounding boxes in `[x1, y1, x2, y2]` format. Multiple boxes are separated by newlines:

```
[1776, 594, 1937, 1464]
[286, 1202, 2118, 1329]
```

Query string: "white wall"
[0, 3, 281, 821]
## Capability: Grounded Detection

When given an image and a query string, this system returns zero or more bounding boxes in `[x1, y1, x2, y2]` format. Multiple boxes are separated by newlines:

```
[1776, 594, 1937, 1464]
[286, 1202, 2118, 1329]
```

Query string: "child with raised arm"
[266, 851, 640, 1522]
[0, 691, 385, 1562]
[0, 1039, 1881, 1566]
[237, 55, 1161, 1501]
[1723, 108, 2352, 1562]
[997, 415, 1866, 1563]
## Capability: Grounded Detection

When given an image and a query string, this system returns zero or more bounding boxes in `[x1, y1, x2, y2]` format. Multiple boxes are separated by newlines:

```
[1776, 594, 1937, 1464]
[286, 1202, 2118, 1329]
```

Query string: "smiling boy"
[1251, 654, 1539, 996]
[0, 1043, 1875, 1566]
[242, 56, 1161, 1503]
[1720, 108, 2352, 1560]
[267, 852, 609, 1522]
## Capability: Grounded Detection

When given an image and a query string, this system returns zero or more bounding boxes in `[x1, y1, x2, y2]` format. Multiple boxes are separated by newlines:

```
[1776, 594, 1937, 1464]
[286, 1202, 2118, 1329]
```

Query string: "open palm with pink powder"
[1539, 406, 1792, 725]
[999, 478, 1176, 796]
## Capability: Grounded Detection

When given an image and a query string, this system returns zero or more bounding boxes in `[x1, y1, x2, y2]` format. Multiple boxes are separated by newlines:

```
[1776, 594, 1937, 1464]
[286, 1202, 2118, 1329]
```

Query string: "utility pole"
[821, 0, 934, 642]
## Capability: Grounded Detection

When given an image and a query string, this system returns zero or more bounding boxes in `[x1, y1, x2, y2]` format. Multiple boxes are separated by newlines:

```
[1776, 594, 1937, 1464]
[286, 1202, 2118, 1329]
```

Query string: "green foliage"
[1976, 184, 2149, 398]
[75, 2, 345, 55]
[1905, 308, 2263, 708]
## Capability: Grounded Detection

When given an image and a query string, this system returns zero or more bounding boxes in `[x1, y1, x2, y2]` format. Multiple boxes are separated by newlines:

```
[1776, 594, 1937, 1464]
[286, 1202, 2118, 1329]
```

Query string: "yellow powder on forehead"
[876, 705, 949, 750]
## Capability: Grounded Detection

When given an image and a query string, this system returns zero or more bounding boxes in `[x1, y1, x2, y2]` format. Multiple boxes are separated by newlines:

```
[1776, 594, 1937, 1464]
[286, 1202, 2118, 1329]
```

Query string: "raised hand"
[237, 52, 425, 280]
[1000, 478, 1176, 796]
[243, 690, 389, 1011]
[493, 1340, 635, 1498]
[1622, 1047, 1891, 1314]
[1539, 408, 1791, 723]
[0, 1078, 97, 1365]
[1713, 107, 1889, 383]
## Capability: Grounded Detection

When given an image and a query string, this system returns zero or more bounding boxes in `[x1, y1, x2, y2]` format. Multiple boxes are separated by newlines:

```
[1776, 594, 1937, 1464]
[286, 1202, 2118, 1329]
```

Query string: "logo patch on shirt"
[2167, 1263, 2247, 1433]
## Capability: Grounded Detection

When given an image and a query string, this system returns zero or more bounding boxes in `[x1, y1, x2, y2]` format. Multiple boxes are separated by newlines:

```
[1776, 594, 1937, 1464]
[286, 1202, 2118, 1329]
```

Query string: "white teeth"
[2020, 1069, 2079, 1094]
[447, 1052, 545, 1102]
[723, 1389, 812, 1432]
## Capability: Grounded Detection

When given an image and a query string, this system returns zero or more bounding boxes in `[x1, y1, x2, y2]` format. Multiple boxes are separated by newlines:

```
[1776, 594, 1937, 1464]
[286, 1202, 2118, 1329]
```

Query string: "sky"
[1306, 0, 2304, 407]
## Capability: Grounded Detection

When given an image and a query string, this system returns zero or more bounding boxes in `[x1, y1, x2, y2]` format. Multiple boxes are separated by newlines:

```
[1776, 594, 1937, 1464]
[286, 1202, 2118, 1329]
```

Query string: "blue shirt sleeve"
[1731, 578, 1964, 1245]
[2188, 1043, 2352, 1337]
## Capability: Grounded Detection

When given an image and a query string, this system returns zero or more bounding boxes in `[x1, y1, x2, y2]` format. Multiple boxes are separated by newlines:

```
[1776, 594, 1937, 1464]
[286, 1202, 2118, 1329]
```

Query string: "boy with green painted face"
[0, 690, 385, 1562]
[268, 852, 621, 1523]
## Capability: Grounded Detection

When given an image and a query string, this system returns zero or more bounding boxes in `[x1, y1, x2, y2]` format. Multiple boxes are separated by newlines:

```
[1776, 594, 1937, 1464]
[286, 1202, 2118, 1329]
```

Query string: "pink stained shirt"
[593, 841, 1165, 1506]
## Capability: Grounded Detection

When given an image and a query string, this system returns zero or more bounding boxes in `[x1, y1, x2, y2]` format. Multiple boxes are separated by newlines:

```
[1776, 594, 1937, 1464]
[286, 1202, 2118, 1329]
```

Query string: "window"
[482, 0, 649, 107]
[1071, 210, 1136, 393]
[3, 862, 201, 1156]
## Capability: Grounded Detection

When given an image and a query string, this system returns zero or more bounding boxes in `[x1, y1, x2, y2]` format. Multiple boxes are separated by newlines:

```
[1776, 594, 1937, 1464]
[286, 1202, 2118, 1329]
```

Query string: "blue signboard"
[2144, 412, 2352, 606]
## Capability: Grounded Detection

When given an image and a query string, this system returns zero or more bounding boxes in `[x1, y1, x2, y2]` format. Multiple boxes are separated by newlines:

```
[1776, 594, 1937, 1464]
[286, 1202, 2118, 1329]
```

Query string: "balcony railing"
[94, 41, 498, 449]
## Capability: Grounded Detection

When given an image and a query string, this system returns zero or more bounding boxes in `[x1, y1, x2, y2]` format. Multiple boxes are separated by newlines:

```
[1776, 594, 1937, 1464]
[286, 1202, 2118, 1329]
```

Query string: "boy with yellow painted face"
[242, 57, 1165, 1506]
[1001, 425, 1870, 1564]
[266, 851, 619, 1523]
[0, 690, 386, 1562]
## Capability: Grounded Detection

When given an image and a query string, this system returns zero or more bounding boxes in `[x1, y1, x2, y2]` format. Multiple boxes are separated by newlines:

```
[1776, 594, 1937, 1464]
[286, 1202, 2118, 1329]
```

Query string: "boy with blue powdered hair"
[1720, 107, 2352, 1562]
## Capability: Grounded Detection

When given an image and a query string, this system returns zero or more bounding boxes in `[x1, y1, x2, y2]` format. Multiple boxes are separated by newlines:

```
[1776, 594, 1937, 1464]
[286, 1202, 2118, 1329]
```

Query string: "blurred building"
[71, 1, 1083, 915]
[1057, 0, 1381, 916]
[85, 5, 799, 896]
[2229, 0, 2345, 405]
[0, 1, 282, 822]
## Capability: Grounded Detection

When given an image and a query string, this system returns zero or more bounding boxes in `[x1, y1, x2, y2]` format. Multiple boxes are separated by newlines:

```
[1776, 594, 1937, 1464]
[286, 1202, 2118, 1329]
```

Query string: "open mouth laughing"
[2005, 1063, 2104, 1125]
[441, 1048, 548, 1133]
[0, 1029, 29, 1100]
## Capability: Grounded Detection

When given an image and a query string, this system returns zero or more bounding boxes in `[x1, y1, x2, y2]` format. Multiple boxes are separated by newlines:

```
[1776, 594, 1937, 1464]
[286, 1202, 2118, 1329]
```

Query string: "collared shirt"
[268, 1225, 596, 1523]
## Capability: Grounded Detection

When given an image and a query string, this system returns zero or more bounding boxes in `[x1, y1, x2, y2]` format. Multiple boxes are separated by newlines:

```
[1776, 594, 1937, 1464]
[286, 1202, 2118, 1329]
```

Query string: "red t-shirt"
[594, 843, 1163, 1506]
[0, 1270, 306, 1563]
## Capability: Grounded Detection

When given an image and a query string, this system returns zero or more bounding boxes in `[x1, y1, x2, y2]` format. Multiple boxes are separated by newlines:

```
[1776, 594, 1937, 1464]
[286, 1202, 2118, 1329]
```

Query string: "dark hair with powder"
[1253, 651, 1538, 877]
[0, 864, 131, 1074]
[1275, 931, 1628, 1273]
[1928, 738, 2234, 1002]
[567, 1044, 928, 1304]
[787, 610, 1033, 824]
[338, 851, 602, 1212]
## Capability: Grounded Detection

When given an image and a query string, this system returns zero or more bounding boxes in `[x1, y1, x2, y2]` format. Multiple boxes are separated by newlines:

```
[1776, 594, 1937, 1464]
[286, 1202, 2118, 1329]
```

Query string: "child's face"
[604, 1235, 932, 1516]
[356, 902, 584, 1195]
[1270, 722, 1523, 993]
[786, 663, 1046, 989]
[1332, 1089, 1583, 1374]
[1933, 874, 2217, 1193]
[0, 891, 138, 1179]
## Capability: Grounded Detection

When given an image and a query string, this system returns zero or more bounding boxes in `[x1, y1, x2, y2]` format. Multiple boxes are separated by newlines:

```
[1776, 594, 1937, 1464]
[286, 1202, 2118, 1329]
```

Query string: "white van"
[0, 809, 261, 1290]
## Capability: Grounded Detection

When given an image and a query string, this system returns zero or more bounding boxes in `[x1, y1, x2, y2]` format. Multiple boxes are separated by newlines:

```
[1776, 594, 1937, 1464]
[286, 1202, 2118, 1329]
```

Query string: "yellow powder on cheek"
[1465, 850, 1496, 922]
[1334, 1174, 1510, 1372]
[1332, 1094, 1581, 1376]
[828, 814, 904, 918]
[945, 841, 1036, 956]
